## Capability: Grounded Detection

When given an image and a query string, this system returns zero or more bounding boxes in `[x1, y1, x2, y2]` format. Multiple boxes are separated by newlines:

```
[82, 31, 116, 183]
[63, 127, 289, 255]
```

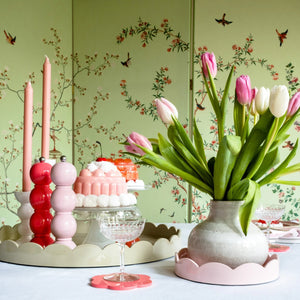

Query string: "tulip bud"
[155, 97, 178, 125]
[287, 91, 300, 117]
[201, 52, 217, 78]
[255, 87, 270, 115]
[249, 88, 258, 116]
[125, 132, 153, 156]
[269, 85, 289, 118]
[251, 88, 258, 102]
[236, 75, 252, 105]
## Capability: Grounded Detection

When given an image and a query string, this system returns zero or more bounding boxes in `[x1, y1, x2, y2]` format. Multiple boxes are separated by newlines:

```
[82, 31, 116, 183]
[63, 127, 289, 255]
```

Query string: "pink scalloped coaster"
[90, 274, 152, 290]
[175, 248, 279, 285]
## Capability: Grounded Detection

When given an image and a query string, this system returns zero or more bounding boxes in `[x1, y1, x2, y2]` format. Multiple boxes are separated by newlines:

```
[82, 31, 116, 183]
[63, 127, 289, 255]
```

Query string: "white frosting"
[75, 193, 137, 208]
[126, 180, 145, 187]
[87, 161, 118, 173]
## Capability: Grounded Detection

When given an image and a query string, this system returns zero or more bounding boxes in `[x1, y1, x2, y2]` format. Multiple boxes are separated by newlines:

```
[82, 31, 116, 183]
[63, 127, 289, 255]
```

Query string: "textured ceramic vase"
[188, 200, 268, 269]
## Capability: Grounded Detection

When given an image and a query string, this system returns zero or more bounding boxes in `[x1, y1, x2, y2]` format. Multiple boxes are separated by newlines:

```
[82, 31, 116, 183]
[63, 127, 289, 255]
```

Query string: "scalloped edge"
[0, 223, 181, 267]
[174, 248, 279, 285]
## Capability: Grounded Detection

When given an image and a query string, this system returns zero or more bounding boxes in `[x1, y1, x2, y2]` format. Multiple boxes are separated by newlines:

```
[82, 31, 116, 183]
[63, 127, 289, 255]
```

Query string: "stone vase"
[188, 200, 268, 269]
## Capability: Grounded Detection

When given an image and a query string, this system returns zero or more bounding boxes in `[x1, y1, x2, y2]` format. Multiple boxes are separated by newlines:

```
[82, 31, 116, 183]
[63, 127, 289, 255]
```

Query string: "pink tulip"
[251, 87, 258, 101]
[287, 91, 300, 117]
[155, 97, 178, 125]
[236, 75, 252, 105]
[201, 52, 217, 78]
[125, 132, 153, 156]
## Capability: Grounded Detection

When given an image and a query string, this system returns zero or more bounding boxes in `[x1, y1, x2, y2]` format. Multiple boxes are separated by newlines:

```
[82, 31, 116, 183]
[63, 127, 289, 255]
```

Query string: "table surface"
[1, 223, 299, 300]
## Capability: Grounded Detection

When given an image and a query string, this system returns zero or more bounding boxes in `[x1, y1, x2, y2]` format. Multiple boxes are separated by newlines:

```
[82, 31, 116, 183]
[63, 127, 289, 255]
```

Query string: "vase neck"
[208, 200, 243, 222]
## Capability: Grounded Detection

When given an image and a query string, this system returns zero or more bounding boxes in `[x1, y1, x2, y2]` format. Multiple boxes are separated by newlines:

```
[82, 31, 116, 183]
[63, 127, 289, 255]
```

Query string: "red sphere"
[30, 159, 52, 185]
[30, 210, 53, 234]
[30, 186, 52, 209]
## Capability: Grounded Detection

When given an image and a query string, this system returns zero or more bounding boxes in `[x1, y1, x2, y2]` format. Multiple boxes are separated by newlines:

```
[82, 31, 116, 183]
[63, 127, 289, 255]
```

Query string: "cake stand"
[73, 206, 140, 248]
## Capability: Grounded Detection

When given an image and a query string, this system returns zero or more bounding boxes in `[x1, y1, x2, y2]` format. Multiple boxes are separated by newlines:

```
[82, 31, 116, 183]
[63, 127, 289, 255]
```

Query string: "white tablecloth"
[1, 223, 299, 300]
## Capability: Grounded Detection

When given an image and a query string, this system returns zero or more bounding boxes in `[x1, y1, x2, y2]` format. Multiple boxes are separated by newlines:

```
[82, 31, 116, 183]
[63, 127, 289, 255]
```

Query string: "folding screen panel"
[73, 0, 191, 223]
[193, 0, 300, 221]
[0, 0, 72, 225]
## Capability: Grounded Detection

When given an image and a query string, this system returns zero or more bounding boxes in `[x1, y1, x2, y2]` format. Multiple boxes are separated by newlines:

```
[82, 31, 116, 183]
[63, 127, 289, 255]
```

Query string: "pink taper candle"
[23, 82, 33, 192]
[41, 56, 51, 159]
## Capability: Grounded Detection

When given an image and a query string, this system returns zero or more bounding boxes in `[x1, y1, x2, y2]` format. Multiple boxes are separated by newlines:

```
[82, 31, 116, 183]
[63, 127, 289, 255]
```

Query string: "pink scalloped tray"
[175, 248, 279, 285]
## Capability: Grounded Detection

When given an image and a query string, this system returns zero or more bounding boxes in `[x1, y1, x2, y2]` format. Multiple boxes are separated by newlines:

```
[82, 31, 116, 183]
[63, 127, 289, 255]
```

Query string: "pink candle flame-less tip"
[41, 56, 51, 159]
[22, 81, 33, 192]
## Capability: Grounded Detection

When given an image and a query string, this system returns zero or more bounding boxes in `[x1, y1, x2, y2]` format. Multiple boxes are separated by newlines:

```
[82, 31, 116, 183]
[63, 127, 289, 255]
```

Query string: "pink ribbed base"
[175, 248, 279, 285]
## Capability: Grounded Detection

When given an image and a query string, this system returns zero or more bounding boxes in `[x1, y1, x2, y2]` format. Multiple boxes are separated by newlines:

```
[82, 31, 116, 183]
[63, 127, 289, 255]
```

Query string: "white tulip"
[255, 87, 270, 115]
[269, 85, 289, 118]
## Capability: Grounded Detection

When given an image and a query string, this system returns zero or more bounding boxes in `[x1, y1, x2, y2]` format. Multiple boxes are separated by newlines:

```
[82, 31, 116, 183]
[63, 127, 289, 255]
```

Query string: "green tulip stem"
[242, 105, 245, 133]
[253, 113, 258, 125]
[271, 180, 300, 186]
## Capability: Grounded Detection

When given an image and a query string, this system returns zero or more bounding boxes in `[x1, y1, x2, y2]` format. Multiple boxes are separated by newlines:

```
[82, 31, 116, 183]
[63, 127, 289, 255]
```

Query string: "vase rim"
[212, 199, 244, 202]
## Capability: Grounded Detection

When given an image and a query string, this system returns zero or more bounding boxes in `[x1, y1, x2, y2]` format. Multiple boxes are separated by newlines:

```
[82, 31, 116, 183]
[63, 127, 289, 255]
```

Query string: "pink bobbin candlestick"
[50, 156, 77, 249]
[29, 157, 54, 247]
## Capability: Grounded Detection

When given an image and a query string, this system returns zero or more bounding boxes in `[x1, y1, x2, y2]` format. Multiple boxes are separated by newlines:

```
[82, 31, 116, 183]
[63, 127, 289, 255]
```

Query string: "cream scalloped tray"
[0, 223, 181, 267]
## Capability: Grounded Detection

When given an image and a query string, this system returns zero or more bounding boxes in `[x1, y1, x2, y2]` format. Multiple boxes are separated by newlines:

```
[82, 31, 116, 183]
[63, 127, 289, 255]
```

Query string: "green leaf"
[168, 129, 213, 187]
[206, 65, 225, 142]
[230, 109, 275, 187]
[246, 118, 279, 179]
[219, 66, 234, 141]
[233, 95, 244, 137]
[274, 107, 300, 147]
[259, 139, 299, 186]
[172, 118, 206, 167]
[214, 135, 242, 200]
[193, 119, 208, 168]
[269, 133, 290, 151]
[271, 180, 300, 186]
[206, 64, 220, 113]
[227, 178, 260, 235]
[239, 182, 261, 235]
[220, 66, 234, 115]
[202, 69, 221, 120]
[271, 162, 300, 177]
[122, 151, 143, 159]
[251, 148, 280, 181]
[207, 156, 215, 177]
[227, 178, 254, 200]
[139, 147, 213, 196]
[157, 133, 199, 177]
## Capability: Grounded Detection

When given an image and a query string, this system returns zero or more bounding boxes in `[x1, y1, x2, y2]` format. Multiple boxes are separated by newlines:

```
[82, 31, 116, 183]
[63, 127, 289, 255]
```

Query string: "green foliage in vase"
[124, 51, 300, 235]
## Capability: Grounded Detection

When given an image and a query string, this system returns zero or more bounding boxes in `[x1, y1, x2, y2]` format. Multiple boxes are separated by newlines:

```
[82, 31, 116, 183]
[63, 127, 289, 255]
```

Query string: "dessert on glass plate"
[74, 160, 137, 208]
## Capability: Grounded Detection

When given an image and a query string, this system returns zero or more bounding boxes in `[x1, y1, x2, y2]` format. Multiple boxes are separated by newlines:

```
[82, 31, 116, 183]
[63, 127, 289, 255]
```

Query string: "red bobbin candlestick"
[29, 157, 54, 247]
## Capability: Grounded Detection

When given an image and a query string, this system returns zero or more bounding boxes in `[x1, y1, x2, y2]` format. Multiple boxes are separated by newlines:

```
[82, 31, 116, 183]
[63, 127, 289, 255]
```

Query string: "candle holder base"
[14, 191, 33, 244]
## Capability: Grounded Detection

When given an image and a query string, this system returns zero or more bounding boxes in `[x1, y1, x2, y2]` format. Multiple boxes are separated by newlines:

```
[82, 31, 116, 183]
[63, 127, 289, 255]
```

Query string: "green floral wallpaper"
[0, 0, 73, 226]
[0, 0, 299, 226]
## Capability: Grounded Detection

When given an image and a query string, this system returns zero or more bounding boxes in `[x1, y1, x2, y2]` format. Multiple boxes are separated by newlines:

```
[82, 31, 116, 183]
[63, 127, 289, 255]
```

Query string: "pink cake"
[74, 161, 137, 208]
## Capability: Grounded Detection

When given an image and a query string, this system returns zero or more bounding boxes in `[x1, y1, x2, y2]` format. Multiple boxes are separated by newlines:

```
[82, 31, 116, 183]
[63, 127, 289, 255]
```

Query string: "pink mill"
[50, 156, 77, 249]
